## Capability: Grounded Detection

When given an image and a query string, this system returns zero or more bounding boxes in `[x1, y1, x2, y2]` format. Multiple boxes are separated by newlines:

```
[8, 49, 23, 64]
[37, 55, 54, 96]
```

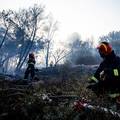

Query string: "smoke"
[66, 32, 101, 65]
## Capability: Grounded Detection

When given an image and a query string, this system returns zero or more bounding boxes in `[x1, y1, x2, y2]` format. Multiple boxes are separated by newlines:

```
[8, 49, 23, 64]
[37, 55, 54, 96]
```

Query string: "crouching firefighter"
[24, 53, 36, 80]
[87, 42, 120, 106]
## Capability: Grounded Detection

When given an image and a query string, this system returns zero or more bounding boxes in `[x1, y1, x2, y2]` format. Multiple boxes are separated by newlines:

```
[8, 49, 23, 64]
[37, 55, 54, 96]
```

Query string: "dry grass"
[0, 70, 119, 120]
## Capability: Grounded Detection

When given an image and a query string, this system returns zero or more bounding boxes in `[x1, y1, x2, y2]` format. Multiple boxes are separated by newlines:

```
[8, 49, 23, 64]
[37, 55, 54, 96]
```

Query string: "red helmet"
[97, 42, 112, 55]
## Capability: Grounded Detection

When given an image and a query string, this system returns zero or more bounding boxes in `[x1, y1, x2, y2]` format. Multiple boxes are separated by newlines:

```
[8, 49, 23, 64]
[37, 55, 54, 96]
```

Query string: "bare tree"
[52, 49, 69, 66]
[42, 16, 58, 67]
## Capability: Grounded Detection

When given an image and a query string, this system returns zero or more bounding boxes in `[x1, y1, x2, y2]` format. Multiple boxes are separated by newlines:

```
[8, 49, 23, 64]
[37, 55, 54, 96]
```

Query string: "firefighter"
[24, 53, 36, 80]
[87, 41, 120, 96]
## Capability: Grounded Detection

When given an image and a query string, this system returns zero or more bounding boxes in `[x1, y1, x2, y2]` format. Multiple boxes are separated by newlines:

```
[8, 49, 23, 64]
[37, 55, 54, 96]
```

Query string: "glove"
[100, 70, 107, 81]
[73, 100, 86, 112]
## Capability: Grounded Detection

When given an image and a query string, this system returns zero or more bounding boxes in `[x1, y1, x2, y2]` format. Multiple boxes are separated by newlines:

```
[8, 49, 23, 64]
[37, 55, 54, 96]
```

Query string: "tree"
[66, 32, 99, 65]
[0, 10, 13, 50]
[42, 15, 58, 67]
[13, 5, 46, 72]
[0, 10, 18, 72]
[51, 48, 69, 66]
[0, 4, 47, 73]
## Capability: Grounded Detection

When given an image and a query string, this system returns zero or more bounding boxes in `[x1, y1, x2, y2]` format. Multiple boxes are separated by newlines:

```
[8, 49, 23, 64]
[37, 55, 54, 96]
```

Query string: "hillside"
[0, 65, 120, 120]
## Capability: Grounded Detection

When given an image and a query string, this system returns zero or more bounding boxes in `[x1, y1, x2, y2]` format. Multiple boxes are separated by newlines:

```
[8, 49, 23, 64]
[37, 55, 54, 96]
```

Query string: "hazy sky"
[0, 0, 120, 41]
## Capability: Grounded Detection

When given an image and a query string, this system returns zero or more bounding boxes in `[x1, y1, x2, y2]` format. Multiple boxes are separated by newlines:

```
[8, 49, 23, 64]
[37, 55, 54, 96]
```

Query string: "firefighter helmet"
[97, 42, 112, 55]
[29, 53, 35, 58]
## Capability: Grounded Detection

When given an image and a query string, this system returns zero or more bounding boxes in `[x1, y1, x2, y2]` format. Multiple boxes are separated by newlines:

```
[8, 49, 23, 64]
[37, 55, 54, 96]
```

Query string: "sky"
[0, 0, 120, 42]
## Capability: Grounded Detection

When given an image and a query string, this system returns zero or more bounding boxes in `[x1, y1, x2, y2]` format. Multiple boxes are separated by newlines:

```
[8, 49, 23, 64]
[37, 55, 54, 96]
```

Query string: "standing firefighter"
[24, 53, 36, 80]
[87, 42, 120, 106]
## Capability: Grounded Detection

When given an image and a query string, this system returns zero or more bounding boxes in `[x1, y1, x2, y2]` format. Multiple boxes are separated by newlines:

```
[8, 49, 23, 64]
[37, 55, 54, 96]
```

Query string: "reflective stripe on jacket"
[28, 62, 35, 65]
[113, 69, 119, 76]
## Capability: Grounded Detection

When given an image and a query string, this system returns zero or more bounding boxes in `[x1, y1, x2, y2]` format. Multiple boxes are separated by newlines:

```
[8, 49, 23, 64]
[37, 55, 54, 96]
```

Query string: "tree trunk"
[46, 41, 50, 68]
[0, 27, 9, 50]
[16, 27, 37, 72]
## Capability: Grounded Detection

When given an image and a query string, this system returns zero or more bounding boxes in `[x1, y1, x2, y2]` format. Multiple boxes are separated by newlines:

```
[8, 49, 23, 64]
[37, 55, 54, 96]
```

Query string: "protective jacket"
[94, 50, 120, 80]
[93, 50, 120, 93]
[24, 56, 36, 80]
